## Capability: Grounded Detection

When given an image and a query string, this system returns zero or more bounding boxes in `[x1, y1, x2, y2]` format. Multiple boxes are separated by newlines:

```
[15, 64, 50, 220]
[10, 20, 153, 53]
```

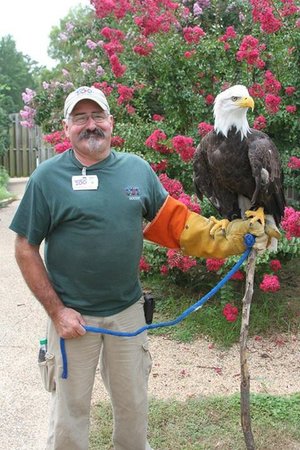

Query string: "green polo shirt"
[10, 149, 167, 316]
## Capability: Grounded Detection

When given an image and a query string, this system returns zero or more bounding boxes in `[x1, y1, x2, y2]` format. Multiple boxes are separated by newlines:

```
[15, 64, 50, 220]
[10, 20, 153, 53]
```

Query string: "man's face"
[64, 99, 114, 160]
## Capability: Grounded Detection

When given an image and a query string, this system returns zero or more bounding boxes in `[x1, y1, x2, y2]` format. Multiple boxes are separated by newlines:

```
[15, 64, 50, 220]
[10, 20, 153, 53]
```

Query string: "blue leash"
[60, 234, 255, 379]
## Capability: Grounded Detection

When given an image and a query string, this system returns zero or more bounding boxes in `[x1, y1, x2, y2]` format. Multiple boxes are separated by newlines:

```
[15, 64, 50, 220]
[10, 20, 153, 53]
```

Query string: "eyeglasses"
[70, 112, 109, 126]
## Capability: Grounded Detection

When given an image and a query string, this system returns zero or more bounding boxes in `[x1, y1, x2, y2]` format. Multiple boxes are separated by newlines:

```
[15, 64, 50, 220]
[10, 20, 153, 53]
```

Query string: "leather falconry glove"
[144, 196, 277, 259]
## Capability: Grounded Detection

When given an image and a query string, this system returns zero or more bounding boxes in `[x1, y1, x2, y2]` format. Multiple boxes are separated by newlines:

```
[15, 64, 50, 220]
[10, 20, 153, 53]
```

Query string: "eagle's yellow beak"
[237, 96, 255, 111]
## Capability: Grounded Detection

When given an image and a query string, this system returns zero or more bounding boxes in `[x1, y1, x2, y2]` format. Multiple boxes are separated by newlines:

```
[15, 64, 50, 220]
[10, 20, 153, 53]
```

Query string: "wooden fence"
[0, 113, 54, 177]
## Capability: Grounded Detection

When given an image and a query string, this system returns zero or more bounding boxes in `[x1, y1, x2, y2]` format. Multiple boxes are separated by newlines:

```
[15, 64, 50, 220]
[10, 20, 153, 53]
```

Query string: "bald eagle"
[193, 85, 285, 249]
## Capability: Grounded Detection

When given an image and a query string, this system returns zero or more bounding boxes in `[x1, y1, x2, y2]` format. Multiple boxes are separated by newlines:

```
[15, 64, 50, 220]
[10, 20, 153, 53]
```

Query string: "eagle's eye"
[231, 96, 239, 101]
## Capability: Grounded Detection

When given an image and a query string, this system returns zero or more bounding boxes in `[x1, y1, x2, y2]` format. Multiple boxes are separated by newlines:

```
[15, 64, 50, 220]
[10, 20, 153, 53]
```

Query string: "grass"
[142, 257, 300, 347]
[0, 167, 12, 203]
[89, 259, 300, 449]
[0, 185, 12, 202]
[89, 393, 300, 449]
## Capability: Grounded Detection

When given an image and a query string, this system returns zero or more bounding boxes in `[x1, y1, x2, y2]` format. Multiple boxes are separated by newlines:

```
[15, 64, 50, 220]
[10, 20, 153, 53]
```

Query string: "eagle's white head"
[213, 85, 255, 140]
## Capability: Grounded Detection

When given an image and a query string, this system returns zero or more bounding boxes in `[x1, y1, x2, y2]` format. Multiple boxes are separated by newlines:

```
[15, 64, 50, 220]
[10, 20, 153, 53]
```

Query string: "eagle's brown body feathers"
[193, 127, 285, 226]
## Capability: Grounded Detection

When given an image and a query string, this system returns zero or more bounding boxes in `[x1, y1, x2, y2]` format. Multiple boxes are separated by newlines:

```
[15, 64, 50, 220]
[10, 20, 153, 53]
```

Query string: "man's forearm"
[15, 236, 86, 339]
[144, 195, 271, 257]
[15, 235, 65, 320]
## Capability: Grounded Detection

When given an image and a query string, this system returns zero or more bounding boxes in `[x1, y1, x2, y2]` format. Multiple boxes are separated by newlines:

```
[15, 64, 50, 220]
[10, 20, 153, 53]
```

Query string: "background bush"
[19, 0, 300, 331]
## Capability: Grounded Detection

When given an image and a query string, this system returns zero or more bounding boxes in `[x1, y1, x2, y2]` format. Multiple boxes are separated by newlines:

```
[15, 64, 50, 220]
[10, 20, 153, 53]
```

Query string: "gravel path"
[1, 179, 299, 450]
[1, 182, 49, 450]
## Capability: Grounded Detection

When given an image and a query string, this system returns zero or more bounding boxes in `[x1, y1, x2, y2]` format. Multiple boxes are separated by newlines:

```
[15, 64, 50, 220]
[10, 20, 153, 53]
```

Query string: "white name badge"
[72, 175, 99, 190]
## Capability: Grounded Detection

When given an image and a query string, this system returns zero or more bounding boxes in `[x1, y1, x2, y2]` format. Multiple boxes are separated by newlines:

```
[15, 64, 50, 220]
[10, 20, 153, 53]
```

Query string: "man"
[10, 86, 275, 450]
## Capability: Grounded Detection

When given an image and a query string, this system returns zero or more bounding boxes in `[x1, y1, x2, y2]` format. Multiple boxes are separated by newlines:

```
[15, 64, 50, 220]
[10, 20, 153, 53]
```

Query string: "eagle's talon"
[209, 216, 230, 235]
[245, 207, 265, 227]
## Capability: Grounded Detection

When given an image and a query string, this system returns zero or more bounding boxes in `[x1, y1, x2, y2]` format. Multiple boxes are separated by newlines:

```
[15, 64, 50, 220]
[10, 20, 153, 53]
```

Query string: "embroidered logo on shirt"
[125, 186, 140, 200]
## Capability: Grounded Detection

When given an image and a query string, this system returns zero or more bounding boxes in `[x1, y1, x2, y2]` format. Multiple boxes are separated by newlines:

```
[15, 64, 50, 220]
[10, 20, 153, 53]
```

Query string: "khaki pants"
[45, 298, 153, 450]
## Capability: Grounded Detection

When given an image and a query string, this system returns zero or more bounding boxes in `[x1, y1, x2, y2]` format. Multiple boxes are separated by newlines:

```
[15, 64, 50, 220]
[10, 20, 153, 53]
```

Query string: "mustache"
[79, 128, 105, 140]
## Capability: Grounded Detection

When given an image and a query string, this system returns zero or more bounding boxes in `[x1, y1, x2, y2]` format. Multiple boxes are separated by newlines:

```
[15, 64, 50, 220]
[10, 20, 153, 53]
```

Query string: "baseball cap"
[64, 86, 110, 118]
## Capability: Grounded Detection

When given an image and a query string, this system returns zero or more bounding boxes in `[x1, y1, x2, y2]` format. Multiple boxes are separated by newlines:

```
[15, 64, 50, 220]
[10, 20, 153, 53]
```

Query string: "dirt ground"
[93, 333, 300, 403]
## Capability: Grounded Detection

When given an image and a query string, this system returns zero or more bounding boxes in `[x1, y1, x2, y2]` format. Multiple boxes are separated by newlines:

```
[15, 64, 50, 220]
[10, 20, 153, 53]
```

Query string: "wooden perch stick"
[240, 247, 257, 450]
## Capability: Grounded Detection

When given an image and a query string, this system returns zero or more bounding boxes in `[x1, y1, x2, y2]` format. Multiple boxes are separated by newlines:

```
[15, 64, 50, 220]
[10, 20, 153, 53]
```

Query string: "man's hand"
[51, 306, 86, 339]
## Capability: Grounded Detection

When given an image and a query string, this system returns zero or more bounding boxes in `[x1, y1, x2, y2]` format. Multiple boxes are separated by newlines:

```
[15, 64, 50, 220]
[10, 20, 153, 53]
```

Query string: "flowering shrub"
[19, 0, 299, 305]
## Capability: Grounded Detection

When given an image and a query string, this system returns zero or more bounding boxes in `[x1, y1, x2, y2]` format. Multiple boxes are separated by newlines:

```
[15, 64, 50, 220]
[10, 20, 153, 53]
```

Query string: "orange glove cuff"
[143, 195, 192, 249]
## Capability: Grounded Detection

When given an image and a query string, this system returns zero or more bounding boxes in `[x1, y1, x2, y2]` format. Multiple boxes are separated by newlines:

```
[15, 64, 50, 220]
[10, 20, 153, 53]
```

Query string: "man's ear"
[110, 115, 114, 130]
[63, 119, 70, 138]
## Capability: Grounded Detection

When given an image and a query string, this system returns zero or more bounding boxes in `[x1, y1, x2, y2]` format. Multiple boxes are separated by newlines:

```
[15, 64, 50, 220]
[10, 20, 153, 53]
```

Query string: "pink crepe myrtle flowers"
[183, 26, 205, 44]
[145, 129, 170, 154]
[150, 159, 168, 173]
[218, 25, 237, 50]
[265, 94, 281, 114]
[198, 122, 214, 137]
[253, 115, 267, 130]
[281, 207, 300, 239]
[288, 157, 300, 170]
[139, 256, 151, 272]
[223, 303, 239, 322]
[236, 35, 266, 69]
[158, 173, 201, 213]
[269, 259, 282, 272]
[159, 173, 183, 198]
[133, 39, 155, 56]
[259, 274, 281, 292]
[206, 258, 225, 272]
[166, 249, 197, 272]
[43, 131, 71, 153]
[230, 270, 245, 281]
[171, 135, 196, 162]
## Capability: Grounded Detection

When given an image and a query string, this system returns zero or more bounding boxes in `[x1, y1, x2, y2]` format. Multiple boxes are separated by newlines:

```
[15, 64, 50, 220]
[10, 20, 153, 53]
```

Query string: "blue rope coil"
[60, 234, 255, 379]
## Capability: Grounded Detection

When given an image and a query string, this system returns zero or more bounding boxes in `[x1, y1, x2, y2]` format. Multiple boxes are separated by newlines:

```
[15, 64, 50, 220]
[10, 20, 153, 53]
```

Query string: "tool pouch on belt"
[38, 353, 56, 392]
[143, 292, 155, 324]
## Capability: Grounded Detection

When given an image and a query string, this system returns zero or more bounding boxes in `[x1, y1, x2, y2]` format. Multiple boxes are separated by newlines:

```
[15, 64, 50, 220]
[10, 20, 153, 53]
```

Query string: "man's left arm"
[144, 196, 279, 258]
